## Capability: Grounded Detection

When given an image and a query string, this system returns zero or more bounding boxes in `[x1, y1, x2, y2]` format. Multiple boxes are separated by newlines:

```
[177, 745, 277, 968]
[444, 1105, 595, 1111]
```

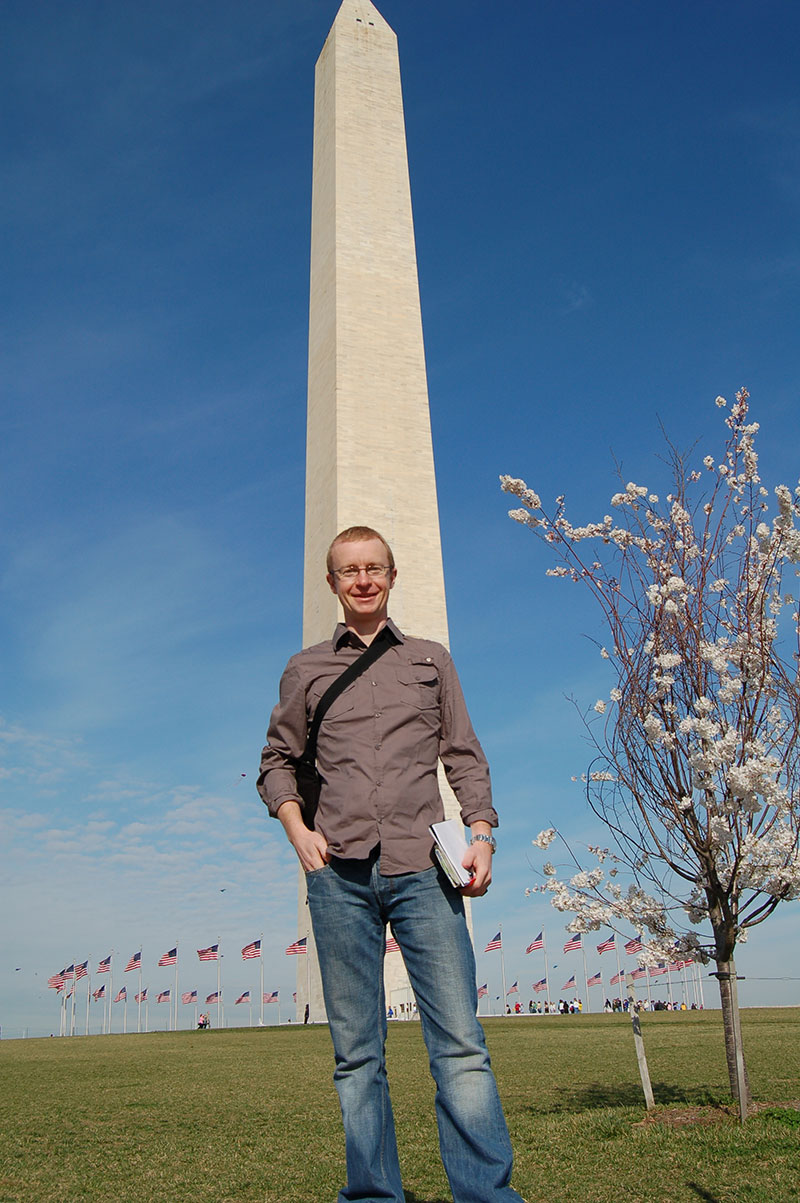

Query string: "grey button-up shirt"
[257, 619, 497, 874]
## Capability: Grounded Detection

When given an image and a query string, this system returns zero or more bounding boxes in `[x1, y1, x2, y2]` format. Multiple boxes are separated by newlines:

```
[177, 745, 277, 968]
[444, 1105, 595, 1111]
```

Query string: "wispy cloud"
[558, 280, 593, 315]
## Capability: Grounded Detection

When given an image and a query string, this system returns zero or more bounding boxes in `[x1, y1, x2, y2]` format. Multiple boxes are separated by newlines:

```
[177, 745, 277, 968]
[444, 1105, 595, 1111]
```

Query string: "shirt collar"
[332, 618, 405, 652]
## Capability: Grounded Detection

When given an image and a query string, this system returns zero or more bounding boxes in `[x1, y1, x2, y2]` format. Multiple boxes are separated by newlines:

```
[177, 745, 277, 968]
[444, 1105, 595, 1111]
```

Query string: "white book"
[429, 818, 474, 888]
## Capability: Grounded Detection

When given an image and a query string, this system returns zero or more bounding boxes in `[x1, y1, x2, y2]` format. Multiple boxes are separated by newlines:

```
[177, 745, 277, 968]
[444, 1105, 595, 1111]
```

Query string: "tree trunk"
[714, 955, 750, 1120]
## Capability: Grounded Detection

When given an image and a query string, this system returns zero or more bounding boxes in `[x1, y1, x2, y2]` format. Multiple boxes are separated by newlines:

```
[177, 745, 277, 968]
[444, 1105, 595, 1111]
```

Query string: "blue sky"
[2, 0, 799, 1036]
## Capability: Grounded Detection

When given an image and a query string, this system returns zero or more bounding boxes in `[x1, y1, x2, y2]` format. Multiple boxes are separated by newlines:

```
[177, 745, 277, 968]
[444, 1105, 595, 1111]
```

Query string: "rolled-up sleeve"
[256, 660, 307, 817]
[437, 650, 498, 829]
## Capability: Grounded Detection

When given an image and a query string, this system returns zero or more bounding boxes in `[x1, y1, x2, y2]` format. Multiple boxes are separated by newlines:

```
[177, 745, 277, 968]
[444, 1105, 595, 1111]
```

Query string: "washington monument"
[298, 0, 462, 1020]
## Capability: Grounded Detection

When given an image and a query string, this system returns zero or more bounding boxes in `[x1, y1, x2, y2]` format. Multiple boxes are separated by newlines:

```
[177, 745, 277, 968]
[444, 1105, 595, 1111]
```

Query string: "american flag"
[47, 973, 64, 990]
[563, 933, 582, 953]
[596, 934, 616, 954]
[206, 991, 219, 1004]
[157, 989, 171, 1003]
[669, 960, 685, 972]
[197, 945, 219, 962]
[135, 989, 148, 1003]
[624, 937, 644, 955]
[92, 985, 105, 1001]
[484, 932, 502, 952]
[532, 977, 548, 993]
[241, 940, 261, 960]
[292, 992, 297, 1003]
[97, 955, 112, 973]
[75, 961, 89, 980]
[125, 951, 141, 973]
[158, 948, 178, 967]
[562, 974, 576, 990]
[264, 990, 279, 1004]
[587, 972, 603, 988]
[235, 991, 250, 1005]
[62, 965, 75, 980]
[526, 932, 544, 953]
[631, 968, 647, 981]
[507, 981, 519, 994]
[610, 970, 624, 985]
[182, 991, 197, 1004]
[385, 933, 400, 953]
[114, 986, 127, 1002]
[649, 962, 668, 977]
[477, 982, 488, 998]
[285, 937, 307, 956]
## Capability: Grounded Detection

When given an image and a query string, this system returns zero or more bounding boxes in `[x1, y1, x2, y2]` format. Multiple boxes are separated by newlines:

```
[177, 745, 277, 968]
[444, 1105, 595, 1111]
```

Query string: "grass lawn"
[0, 1008, 798, 1202]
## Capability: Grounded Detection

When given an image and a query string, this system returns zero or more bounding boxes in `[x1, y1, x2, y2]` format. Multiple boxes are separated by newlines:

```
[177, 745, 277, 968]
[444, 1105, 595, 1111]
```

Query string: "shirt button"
[371, 680, 377, 686]
[374, 712, 381, 718]
[375, 743, 382, 750]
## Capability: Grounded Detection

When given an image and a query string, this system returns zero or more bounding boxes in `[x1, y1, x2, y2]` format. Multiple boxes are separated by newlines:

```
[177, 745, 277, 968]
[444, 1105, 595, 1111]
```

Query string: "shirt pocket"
[396, 661, 440, 711]
[307, 678, 357, 723]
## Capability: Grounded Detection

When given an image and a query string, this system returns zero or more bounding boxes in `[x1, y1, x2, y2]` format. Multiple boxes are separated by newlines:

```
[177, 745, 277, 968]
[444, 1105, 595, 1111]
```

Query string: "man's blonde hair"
[326, 526, 395, 573]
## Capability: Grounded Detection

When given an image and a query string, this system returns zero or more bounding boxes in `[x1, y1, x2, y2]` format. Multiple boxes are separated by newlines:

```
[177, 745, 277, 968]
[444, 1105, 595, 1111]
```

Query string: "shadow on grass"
[404, 1195, 450, 1203]
[528, 1081, 727, 1114]
[686, 1185, 722, 1202]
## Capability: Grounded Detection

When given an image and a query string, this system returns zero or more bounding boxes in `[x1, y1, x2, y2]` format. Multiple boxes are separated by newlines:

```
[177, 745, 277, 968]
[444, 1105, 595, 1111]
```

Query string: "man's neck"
[345, 616, 389, 647]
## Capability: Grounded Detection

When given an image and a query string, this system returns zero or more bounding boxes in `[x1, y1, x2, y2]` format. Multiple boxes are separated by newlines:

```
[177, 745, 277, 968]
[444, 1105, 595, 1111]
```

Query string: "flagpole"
[70, 963, 77, 1036]
[260, 933, 264, 1026]
[108, 953, 113, 1035]
[174, 945, 179, 1032]
[543, 932, 550, 1012]
[85, 967, 91, 1036]
[217, 943, 222, 1030]
[499, 924, 507, 1009]
[137, 954, 143, 1034]
[305, 924, 311, 1020]
[666, 966, 675, 1009]
[581, 940, 590, 1013]
[614, 941, 623, 999]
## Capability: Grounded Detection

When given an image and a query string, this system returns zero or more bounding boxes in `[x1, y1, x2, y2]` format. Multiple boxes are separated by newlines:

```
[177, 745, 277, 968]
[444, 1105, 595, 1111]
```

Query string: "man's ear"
[389, 570, 397, 589]
[326, 572, 338, 596]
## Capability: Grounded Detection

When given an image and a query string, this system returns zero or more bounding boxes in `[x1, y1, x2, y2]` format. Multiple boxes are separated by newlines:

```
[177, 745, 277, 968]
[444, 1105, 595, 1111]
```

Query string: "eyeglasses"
[332, 565, 392, 581]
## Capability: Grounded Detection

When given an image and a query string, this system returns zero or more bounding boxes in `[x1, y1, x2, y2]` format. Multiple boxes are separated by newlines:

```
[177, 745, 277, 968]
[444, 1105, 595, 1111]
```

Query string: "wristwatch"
[470, 833, 496, 854]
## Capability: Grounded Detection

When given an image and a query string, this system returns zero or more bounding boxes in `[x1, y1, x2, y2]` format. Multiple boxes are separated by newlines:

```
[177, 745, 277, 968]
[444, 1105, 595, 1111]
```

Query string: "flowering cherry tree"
[502, 391, 800, 1114]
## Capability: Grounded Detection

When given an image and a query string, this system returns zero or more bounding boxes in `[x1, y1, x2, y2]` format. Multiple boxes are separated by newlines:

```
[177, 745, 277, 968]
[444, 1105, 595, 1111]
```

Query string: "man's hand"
[277, 800, 330, 872]
[460, 822, 494, 897]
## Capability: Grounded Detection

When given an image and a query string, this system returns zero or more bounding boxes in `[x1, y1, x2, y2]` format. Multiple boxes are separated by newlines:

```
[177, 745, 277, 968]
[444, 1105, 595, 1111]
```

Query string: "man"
[258, 526, 524, 1203]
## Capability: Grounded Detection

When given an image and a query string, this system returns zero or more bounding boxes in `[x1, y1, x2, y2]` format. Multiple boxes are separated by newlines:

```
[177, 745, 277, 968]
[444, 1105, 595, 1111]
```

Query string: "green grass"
[0, 1009, 798, 1202]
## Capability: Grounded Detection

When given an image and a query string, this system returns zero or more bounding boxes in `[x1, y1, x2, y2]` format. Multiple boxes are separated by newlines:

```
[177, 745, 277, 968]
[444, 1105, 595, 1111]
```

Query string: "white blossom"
[532, 828, 557, 850]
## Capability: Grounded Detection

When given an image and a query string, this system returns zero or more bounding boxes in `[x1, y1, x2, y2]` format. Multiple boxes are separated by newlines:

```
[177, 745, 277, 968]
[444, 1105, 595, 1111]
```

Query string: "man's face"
[327, 537, 396, 627]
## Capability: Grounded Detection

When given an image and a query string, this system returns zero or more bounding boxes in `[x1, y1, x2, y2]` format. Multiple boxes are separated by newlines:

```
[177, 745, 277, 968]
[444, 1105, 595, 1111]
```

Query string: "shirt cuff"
[458, 804, 499, 829]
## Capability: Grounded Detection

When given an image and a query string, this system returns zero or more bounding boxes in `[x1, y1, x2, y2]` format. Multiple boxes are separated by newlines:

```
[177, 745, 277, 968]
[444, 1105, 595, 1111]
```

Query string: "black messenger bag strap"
[302, 625, 399, 768]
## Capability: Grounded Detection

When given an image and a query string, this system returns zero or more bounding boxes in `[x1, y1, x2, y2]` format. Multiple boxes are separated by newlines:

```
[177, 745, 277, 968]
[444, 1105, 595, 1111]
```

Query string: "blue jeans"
[305, 853, 524, 1203]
